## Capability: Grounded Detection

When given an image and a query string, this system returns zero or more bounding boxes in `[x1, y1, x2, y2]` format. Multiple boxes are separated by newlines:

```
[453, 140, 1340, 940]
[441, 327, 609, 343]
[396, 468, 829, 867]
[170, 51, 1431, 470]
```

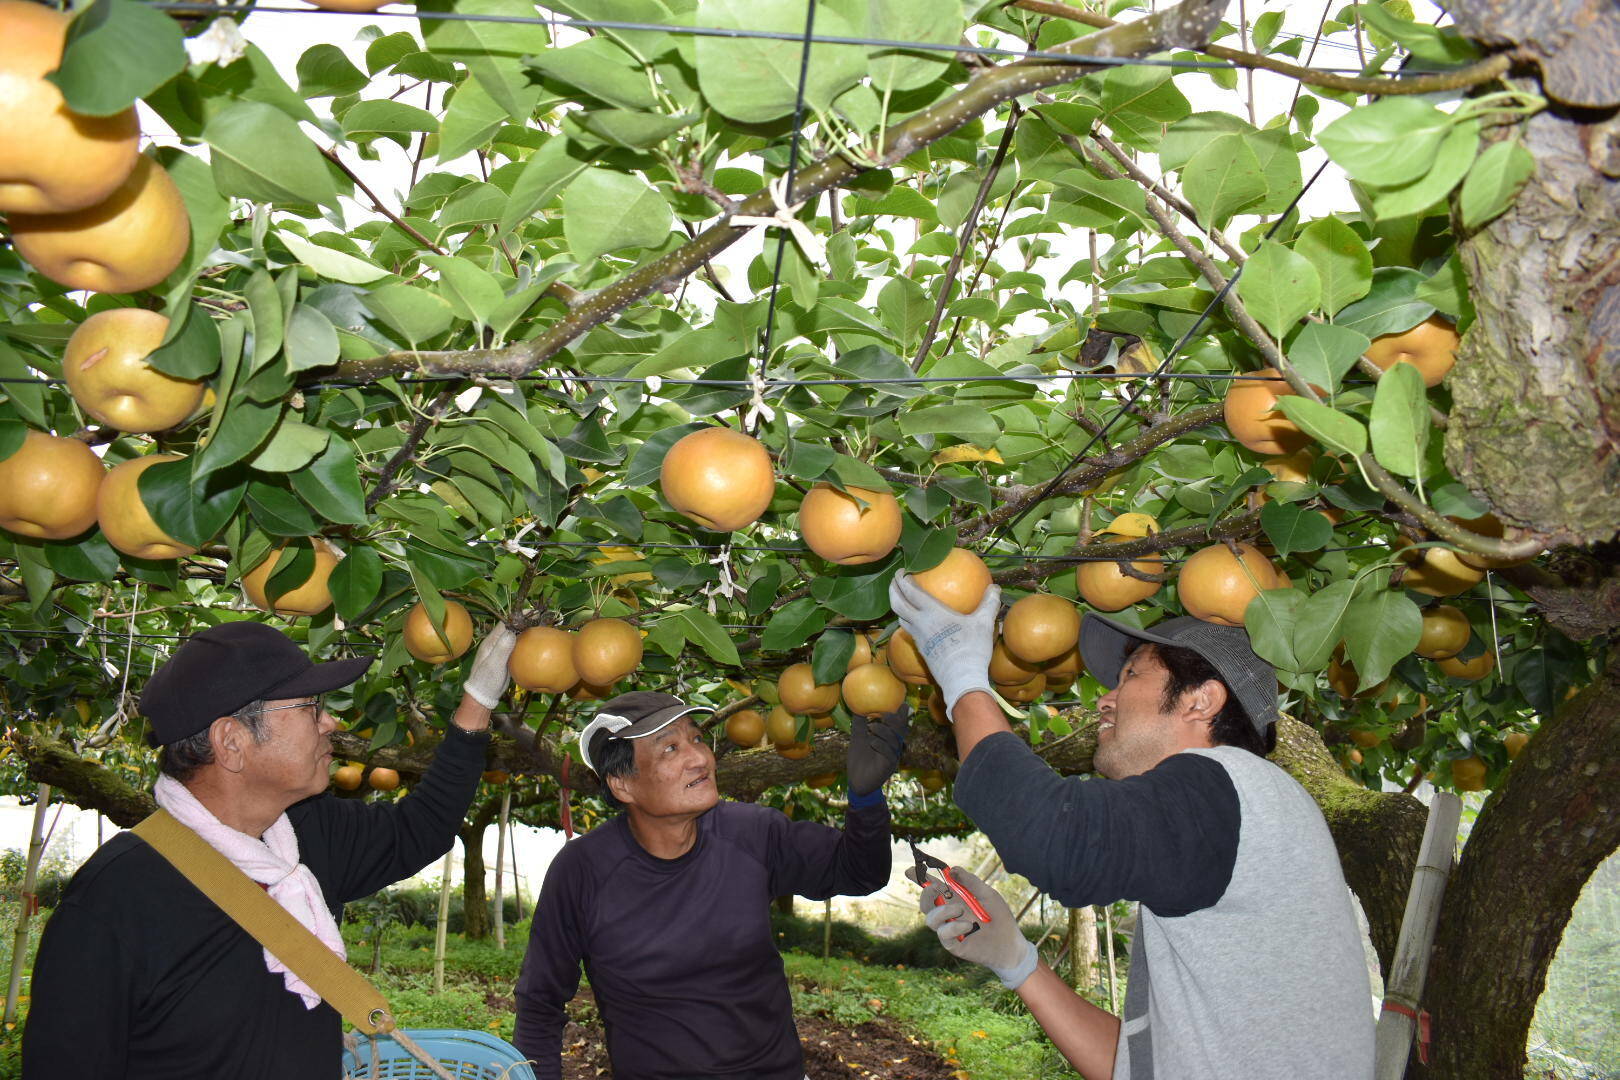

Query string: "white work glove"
[462, 623, 518, 708]
[919, 866, 1038, 990]
[888, 572, 999, 715]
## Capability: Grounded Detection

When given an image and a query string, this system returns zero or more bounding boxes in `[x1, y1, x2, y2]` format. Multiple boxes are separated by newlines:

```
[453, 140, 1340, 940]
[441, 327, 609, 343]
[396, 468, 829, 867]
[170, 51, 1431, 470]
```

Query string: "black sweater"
[22, 724, 488, 1079]
[513, 798, 892, 1080]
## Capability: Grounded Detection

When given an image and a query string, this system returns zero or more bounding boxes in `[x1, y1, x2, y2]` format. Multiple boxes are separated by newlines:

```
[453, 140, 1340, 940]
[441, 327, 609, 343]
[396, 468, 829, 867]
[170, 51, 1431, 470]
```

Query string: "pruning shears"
[906, 840, 991, 940]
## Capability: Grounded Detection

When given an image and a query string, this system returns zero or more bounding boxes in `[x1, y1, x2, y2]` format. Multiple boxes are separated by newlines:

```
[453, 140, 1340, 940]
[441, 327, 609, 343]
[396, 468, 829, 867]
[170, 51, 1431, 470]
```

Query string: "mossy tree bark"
[458, 795, 502, 941]
[1417, 648, 1620, 1079]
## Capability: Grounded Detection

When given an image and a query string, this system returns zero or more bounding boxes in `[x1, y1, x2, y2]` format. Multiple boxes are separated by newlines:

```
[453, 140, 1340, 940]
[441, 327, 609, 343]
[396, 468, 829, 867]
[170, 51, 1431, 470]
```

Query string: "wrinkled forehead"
[631, 714, 703, 757]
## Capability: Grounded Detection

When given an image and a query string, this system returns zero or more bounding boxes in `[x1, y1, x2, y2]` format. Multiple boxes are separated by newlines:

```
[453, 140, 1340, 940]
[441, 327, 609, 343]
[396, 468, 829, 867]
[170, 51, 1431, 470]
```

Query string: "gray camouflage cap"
[1079, 613, 1280, 733]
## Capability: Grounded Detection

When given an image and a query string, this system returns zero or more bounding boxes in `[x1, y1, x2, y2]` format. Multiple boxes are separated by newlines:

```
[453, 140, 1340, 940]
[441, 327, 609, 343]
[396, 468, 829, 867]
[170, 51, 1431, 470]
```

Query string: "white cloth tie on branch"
[184, 18, 249, 66]
[731, 176, 826, 267]
[744, 368, 776, 430]
[153, 775, 345, 1009]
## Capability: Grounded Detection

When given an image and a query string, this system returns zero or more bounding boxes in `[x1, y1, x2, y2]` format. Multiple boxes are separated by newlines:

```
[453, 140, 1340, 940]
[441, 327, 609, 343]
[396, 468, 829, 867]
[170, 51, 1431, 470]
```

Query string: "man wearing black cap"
[512, 690, 907, 1080]
[889, 574, 1374, 1080]
[23, 619, 517, 1078]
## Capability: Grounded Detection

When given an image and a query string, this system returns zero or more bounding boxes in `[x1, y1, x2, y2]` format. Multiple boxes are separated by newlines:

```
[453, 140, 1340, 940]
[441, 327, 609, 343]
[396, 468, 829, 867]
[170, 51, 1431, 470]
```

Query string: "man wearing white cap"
[888, 573, 1375, 1080]
[513, 690, 909, 1080]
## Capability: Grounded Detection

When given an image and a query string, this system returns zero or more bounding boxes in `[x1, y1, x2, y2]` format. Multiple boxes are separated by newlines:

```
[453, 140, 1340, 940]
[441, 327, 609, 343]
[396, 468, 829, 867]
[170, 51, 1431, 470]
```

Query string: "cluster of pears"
[504, 617, 644, 699]
[659, 426, 902, 564]
[1, 1, 190, 293]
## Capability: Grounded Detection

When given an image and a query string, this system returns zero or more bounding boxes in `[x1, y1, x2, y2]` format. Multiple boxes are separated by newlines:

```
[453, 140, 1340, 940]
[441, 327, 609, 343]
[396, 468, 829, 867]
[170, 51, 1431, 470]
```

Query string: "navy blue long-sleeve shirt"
[23, 723, 488, 1079]
[513, 798, 892, 1080]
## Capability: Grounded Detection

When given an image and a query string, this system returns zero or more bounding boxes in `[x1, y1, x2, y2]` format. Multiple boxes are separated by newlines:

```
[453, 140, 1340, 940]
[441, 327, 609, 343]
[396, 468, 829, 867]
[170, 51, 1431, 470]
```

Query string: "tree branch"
[321, 0, 1230, 384]
[321, 147, 447, 258]
[365, 388, 457, 512]
[1009, 0, 1514, 95]
[912, 105, 1022, 371]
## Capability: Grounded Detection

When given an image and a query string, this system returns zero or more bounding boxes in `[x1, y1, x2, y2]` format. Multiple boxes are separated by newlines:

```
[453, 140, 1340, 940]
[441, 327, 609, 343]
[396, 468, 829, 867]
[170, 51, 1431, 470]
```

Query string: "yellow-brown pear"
[1178, 542, 1279, 627]
[1076, 539, 1163, 611]
[885, 629, 931, 685]
[404, 600, 473, 663]
[0, 0, 141, 214]
[64, 309, 205, 432]
[910, 547, 992, 615]
[508, 626, 579, 693]
[1001, 593, 1080, 664]
[0, 430, 103, 539]
[241, 539, 340, 616]
[573, 617, 643, 685]
[777, 662, 841, 714]
[659, 427, 775, 531]
[9, 155, 190, 294]
[96, 453, 197, 559]
[798, 483, 902, 565]
[842, 663, 906, 718]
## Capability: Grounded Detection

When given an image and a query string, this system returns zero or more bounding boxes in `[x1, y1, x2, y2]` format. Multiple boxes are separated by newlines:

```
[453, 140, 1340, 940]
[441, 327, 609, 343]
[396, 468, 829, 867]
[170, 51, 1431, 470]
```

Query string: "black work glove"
[847, 703, 910, 796]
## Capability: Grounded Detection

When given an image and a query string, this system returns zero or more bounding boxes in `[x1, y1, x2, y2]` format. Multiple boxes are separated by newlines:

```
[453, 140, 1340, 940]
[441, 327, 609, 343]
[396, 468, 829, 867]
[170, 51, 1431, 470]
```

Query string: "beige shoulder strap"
[132, 809, 395, 1035]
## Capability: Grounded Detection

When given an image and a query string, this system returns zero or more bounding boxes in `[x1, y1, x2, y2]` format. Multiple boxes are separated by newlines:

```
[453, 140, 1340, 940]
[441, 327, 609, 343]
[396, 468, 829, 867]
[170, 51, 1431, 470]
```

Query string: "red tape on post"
[1381, 1000, 1432, 1064]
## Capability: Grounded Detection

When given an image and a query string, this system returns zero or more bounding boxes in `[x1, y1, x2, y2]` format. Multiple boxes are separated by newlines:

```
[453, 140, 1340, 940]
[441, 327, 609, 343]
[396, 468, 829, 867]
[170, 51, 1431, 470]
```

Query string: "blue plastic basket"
[342, 1029, 536, 1079]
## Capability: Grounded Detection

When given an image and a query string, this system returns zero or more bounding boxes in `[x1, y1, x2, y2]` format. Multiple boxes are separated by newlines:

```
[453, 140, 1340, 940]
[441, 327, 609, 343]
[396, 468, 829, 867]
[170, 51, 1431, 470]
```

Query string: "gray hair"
[157, 699, 270, 782]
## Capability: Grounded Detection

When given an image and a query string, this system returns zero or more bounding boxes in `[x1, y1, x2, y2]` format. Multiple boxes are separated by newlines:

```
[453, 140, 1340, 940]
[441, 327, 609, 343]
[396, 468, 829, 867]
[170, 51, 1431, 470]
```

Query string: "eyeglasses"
[259, 696, 324, 716]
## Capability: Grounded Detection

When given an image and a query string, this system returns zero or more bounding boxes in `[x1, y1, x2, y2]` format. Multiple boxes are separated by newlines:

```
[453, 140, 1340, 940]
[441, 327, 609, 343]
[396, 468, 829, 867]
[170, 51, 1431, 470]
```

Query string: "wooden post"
[1102, 905, 1119, 1012]
[493, 787, 510, 950]
[5, 784, 51, 1025]
[1069, 905, 1098, 992]
[509, 817, 525, 922]
[433, 850, 453, 994]
[823, 899, 832, 958]
[1375, 792, 1463, 1080]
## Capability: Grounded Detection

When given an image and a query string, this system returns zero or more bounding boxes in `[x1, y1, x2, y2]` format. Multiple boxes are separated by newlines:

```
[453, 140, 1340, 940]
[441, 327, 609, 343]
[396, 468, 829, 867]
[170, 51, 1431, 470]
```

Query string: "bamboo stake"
[823, 899, 833, 959]
[1103, 905, 1119, 1012]
[493, 787, 510, 950]
[4, 784, 51, 1025]
[1067, 908, 1083, 990]
[509, 816, 525, 922]
[1375, 792, 1463, 1079]
[433, 850, 453, 994]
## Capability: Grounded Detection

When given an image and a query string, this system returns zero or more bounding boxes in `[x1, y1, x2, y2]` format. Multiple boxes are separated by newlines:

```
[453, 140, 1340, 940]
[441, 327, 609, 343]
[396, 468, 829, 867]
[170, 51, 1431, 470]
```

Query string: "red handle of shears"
[931, 868, 993, 926]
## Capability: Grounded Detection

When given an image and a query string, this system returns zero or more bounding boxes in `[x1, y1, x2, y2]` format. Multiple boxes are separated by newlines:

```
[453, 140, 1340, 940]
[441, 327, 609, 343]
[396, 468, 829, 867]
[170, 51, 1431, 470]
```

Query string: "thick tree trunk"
[1418, 646, 1620, 1079]
[1448, 100, 1620, 547]
[460, 823, 490, 940]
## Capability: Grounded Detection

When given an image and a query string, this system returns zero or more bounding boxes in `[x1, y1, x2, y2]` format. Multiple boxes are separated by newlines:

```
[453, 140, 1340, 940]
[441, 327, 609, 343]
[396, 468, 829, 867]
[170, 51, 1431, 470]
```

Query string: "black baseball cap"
[1079, 613, 1280, 733]
[580, 691, 713, 775]
[141, 622, 373, 746]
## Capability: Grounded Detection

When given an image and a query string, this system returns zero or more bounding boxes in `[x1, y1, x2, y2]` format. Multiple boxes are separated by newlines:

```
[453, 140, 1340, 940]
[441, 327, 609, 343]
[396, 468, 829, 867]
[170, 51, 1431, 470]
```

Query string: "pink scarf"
[153, 774, 346, 1009]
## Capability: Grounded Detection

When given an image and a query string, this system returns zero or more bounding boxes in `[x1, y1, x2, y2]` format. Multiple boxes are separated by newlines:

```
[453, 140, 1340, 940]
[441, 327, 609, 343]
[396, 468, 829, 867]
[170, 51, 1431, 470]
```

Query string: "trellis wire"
[751, 0, 817, 432]
[0, 372, 1371, 387]
[988, 157, 1335, 550]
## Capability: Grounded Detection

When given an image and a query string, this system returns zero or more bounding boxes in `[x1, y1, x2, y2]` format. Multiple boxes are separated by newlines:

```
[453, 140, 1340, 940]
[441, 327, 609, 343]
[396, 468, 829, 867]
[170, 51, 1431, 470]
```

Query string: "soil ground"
[543, 988, 959, 1079]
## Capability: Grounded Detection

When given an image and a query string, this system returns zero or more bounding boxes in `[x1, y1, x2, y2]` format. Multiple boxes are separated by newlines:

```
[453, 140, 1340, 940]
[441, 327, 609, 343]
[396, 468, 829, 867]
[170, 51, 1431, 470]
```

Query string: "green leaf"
[1260, 501, 1332, 557]
[0, 346, 48, 429]
[782, 440, 836, 481]
[1181, 133, 1266, 227]
[46, 0, 185, 117]
[437, 76, 510, 161]
[422, 255, 505, 328]
[1369, 360, 1430, 479]
[561, 168, 674, 265]
[418, 0, 552, 119]
[1291, 578, 1357, 672]
[364, 283, 456, 345]
[205, 102, 342, 209]
[576, 110, 696, 149]
[523, 36, 655, 110]
[1243, 587, 1304, 672]
[1342, 588, 1423, 687]
[243, 269, 284, 373]
[277, 232, 391, 286]
[694, 0, 867, 123]
[675, 608, 741, 666]
[1098, 66, 1190, 150]
[761, 598, 828, 652]
[247, 480, 320, 537]
[811, 629, 857, 684]
[1273, 397, 1368, 457]
[1287, 322, 1370, 393]
[1251, 9, 1283, 51]
[341, 100, 439, 146]
[828, 454, 891, 495]
[42, 531, 122, 582]
[1458, 139, 1536, 230]
[1335, 267, 1434, 340]
[877, 276, 931, 350]
[328, 544, 382, 621]
[296, 44, 369, 98]
[625, 423, 707, 488]
[497, 137, 595, 237]
[290, 437, 369, 525]
[1294, 218, 1372, 317]
[284, 305, 341, 373]
[197, 400, 281, 480]
[146, 306, 221, 380]
[898, 406, 1002, 449]
[1317, 97, 1452, 187]
[814, 567, 897, 621]
[1369, 120, 1478, 220]
[249, 421, 330, 473]
[261, 541, 317, 607]
[138, 458, 246, 549]
[867, 0, 962, 91]
[1238, 241, 1321, 341]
